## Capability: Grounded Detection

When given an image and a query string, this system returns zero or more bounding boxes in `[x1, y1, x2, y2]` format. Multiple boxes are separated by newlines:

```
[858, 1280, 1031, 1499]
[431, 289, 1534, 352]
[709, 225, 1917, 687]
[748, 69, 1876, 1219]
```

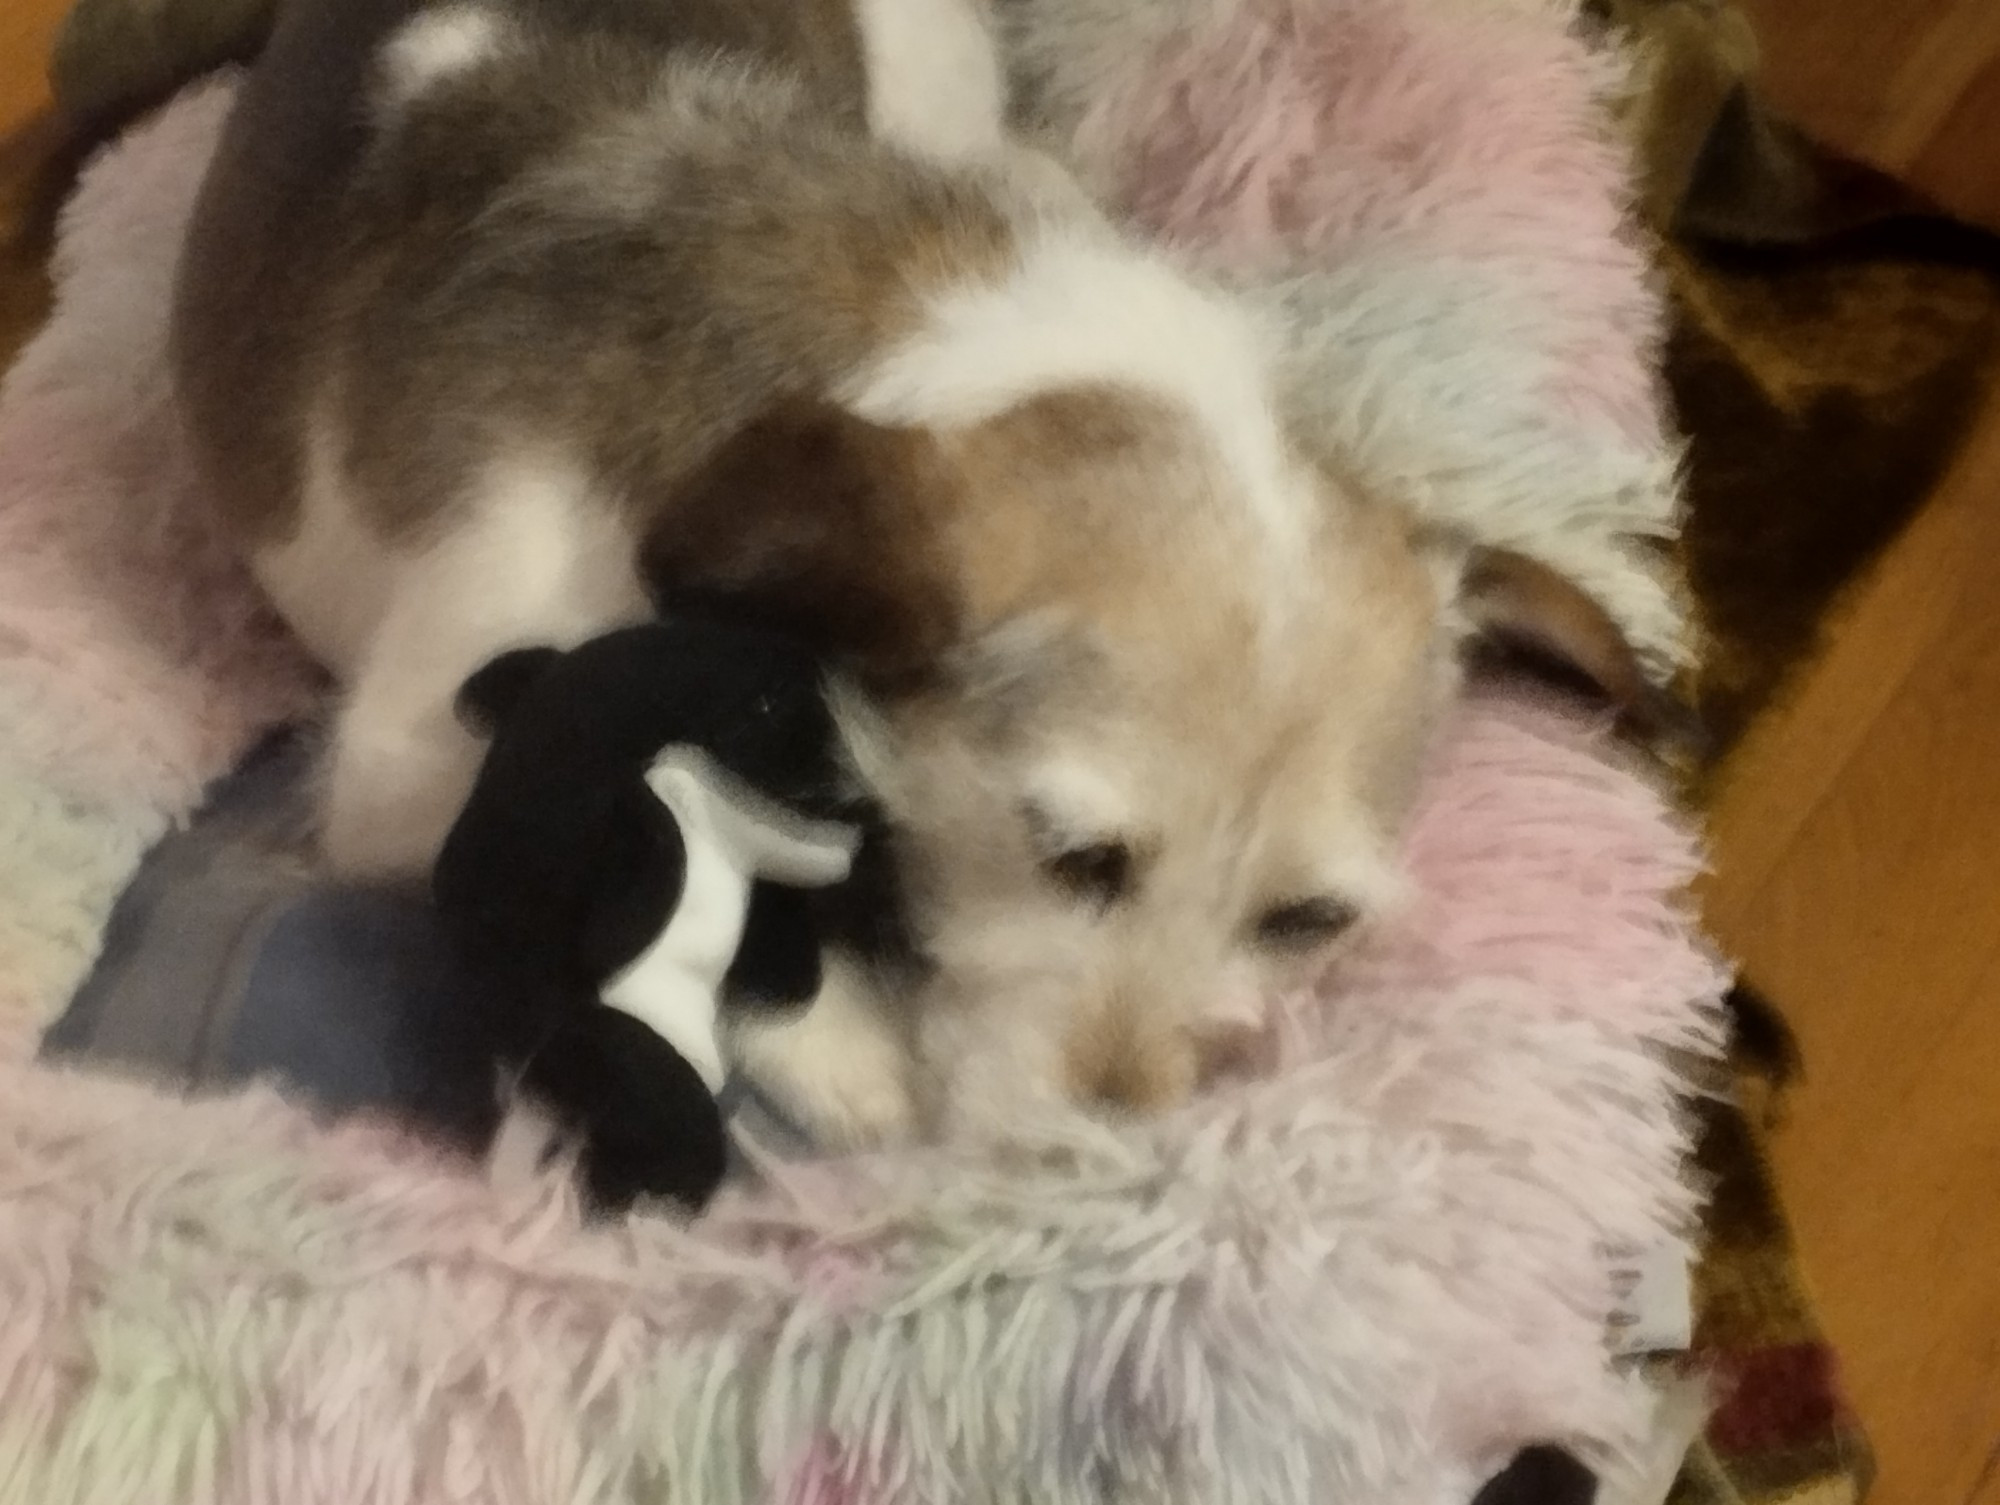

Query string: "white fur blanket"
[0, 0, 1723, 1499]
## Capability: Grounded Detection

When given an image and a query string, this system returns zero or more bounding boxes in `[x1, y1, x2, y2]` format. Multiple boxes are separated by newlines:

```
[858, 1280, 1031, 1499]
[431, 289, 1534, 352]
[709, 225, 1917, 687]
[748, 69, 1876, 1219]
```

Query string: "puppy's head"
[821, 389, 1452, 1135]
[654, 384, 1680, 1140]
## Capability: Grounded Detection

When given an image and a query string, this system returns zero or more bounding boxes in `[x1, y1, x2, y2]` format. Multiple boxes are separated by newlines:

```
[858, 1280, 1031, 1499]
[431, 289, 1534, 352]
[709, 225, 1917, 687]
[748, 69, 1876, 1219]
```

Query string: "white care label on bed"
[1605, 1239, 1694, 1356]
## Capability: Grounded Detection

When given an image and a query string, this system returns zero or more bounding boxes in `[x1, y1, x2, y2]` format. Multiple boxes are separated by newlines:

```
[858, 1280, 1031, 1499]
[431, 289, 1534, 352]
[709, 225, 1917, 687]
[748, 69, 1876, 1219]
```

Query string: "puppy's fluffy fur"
[174, 0, 1655, 1145]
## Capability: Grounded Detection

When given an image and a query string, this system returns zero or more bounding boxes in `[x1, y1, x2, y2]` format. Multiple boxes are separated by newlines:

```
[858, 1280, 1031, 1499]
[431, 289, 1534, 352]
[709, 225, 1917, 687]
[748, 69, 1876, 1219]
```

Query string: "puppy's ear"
[1455, 545, 1705, 755]
[643, 400, 960, 689]
[456, 645, 564, 736]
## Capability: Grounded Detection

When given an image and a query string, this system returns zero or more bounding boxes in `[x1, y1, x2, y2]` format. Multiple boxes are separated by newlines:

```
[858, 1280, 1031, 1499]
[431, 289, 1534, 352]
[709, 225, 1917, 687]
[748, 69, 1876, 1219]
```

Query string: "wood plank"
[0, 0, 63, 141]
[1966, 1441, 2000, 1505]
[0, 0, 70, 361]
[0, 113, 62, 369]
[1873, 0, 2000, 168]
[1739, 0, 2000, 233]
[1763, 944, 2000, 1505]
[1738, 0, 1949, 152]
[1908, 51, 2000, 234]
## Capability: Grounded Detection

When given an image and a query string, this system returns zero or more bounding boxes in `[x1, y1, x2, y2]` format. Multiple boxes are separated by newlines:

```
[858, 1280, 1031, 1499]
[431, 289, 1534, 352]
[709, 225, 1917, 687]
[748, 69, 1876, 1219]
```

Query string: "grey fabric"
[44, 731, 323, 1086]
[44, 728, 810, 1170]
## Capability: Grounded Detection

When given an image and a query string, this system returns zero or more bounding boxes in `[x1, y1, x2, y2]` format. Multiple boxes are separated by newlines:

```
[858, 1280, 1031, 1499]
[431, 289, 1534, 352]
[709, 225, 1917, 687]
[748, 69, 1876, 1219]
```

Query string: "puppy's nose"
[1066, 1015, 1196, 1116]
[1080, 1053, 1166, 1114]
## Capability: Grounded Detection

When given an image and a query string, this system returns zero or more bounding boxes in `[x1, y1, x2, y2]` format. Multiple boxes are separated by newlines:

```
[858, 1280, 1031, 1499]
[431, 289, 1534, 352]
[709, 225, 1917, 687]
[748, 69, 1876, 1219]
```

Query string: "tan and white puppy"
[173, 0, 1671, 1147]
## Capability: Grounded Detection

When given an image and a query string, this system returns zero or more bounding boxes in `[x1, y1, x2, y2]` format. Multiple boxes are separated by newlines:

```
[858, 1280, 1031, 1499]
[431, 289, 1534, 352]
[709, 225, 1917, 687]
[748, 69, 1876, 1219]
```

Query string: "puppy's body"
[174, 0, 1611, 1145]
[176, 0, 1022, 870]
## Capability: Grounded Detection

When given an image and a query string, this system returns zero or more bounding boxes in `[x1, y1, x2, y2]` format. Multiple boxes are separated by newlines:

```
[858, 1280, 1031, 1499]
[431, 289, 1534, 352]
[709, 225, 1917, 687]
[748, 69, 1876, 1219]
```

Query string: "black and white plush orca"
[433, 620, 863, 1214]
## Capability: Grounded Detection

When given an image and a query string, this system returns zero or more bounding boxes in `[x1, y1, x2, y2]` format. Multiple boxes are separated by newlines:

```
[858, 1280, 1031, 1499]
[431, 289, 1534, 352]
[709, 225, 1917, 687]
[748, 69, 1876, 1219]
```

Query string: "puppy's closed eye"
[1045, 841, 1134, 907]
[1252, 897, 1358, 951]
[1022, 795, 1140, 908]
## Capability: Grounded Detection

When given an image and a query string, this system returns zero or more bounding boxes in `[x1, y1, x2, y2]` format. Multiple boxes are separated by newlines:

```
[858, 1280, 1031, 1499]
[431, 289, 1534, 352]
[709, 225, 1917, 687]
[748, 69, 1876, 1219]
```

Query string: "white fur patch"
[839, 228, 1315, 557]
[1304, 837, 1412, 923]
[282, 427, 649, 876]
[730, 957, 917, 1149]
[259, 415, 399, 676]
[1022, 757, 1135, 846]
[853, 0, 1007, 164]
[377, 6, 508, 112]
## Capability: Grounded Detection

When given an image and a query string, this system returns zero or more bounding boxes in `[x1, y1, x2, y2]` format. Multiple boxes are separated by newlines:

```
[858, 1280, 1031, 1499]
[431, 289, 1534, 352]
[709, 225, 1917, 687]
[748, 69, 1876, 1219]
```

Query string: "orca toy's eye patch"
[1044, 841, 1134, 906]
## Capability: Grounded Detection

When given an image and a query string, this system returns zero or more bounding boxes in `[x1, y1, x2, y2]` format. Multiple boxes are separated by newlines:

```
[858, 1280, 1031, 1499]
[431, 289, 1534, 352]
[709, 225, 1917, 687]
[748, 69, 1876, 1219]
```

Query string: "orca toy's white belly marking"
[600, 748, 858, 1094]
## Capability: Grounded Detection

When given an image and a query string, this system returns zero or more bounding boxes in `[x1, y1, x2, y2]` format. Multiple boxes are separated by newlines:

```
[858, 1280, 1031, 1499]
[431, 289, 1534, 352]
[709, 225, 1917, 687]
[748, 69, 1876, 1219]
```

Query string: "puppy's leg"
[321, 460, 648, 877]
[731, 954, 917, 1150]
[321, 637, 495, 877]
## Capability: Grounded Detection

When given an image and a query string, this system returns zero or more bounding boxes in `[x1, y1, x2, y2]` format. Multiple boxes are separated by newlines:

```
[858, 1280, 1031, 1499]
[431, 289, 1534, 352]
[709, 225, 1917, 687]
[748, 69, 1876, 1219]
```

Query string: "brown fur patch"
[1061, 1001, 1197, 1114]
[640, 385, 1185, 702]
[933, 385, 1194, 621]
[173, 0, 1019, 552]
[924, 383, 1452, 813]
[640, 400, 963, 682]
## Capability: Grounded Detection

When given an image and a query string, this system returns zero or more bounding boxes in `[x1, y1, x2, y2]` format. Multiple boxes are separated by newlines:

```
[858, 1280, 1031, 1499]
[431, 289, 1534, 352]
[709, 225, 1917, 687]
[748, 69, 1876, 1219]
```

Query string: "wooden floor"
[1703, 396, 2000, 1505]
[1, 1, 1998, 1502]
[0, 0, 62, 364]
[1715, 5, 2000, 1503]
[0, 0, 60, 142]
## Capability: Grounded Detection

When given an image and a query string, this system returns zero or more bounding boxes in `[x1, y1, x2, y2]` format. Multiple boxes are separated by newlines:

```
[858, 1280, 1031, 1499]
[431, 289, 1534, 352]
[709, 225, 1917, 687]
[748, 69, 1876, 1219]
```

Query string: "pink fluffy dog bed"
[0, 1, 1725, 1501]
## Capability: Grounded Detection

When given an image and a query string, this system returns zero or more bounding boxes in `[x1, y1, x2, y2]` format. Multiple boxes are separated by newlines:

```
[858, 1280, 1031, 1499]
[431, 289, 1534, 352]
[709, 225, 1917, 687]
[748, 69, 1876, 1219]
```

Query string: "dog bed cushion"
[0, 0, 1724, 1497]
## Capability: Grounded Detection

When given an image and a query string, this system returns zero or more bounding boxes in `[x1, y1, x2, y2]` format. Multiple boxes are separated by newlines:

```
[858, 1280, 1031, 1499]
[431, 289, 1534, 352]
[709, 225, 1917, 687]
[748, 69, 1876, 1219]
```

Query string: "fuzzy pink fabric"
[0, 82, 316, 1048]
[0, 11, 1723, 1499]
[1010, 0, 1687, 667]
[0, 88, 313, 823]
[1092, 0, 1659, 442]
[0, 689, 1723, 1504]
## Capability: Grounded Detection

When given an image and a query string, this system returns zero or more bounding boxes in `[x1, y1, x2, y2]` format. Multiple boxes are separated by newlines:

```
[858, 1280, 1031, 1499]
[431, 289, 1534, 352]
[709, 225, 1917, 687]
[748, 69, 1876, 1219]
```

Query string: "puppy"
[172, 0, 1672, 1147]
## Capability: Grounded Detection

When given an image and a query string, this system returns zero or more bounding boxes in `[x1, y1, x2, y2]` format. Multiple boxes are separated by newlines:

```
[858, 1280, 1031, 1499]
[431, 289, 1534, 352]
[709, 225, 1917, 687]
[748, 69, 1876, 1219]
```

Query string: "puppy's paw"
[732, 961, 916, 1151]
